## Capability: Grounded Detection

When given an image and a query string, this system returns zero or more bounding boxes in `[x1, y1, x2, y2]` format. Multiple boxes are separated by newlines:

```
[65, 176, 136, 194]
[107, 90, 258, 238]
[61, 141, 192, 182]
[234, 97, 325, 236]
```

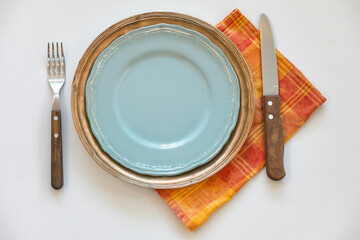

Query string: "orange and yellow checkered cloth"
[157, 9, 326, 231]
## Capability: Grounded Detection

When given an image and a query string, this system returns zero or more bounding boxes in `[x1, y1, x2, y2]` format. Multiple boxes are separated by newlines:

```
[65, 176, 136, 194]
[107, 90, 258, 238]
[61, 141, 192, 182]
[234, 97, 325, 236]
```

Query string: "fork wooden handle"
[51, 110, 63, 189]
[263, 95, 285, 180]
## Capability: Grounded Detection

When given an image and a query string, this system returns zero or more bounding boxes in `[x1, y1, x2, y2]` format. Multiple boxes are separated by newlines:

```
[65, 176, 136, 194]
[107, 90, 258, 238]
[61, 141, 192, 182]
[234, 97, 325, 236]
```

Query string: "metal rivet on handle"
[268, 114, 274, 120]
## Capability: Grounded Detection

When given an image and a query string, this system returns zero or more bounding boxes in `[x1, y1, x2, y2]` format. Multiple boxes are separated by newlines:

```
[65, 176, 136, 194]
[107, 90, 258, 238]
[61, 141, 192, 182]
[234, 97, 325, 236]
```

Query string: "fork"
[48, 42, 65, 189]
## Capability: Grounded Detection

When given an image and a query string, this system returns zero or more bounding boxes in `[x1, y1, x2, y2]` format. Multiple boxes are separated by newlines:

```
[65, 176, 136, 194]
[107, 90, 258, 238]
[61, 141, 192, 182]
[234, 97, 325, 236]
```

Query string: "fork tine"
[51, 42, 56, 75]
[60, 42, 65, 75]
[47, 43, 51, 76]
[56, 42, 60, 75]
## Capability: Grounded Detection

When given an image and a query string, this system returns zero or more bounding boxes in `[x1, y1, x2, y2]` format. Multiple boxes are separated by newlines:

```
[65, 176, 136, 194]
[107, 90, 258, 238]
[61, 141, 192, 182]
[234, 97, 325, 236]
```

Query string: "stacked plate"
[72, 12, 255, 188]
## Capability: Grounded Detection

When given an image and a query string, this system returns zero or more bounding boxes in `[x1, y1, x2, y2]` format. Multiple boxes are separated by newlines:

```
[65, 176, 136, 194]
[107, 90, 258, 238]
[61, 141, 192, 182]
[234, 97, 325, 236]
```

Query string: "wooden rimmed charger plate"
[71, 12, 255, 189]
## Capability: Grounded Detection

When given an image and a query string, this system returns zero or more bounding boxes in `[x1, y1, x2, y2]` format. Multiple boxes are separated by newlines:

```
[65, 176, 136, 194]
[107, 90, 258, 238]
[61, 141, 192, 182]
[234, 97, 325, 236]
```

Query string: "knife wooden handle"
[263, 95, 285, 180]
[51, 110, 63, 189]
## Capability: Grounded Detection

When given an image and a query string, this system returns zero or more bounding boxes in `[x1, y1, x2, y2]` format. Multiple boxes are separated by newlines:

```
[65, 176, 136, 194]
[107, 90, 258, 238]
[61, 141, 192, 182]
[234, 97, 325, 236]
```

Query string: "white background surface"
[0, 0, 359, 239]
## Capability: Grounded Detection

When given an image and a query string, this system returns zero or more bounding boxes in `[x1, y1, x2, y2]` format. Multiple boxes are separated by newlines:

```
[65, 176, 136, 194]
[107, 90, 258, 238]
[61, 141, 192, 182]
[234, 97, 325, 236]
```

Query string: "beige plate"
[71, 12, 255, 189]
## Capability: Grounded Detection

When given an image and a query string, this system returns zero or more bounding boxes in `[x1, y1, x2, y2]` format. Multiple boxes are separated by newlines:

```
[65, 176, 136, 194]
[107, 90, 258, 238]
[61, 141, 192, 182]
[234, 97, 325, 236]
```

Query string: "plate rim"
[71, 11, 255, 189]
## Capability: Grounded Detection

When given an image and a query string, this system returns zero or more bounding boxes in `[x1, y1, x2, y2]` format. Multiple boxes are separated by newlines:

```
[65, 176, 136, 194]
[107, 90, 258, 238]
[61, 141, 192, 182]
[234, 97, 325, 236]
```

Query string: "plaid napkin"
[157, 9, 326, 231]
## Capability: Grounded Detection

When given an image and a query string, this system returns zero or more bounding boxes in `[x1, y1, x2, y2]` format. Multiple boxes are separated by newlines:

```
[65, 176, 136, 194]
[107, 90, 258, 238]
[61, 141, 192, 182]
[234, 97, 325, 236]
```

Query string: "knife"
[260, 14, 285, 180]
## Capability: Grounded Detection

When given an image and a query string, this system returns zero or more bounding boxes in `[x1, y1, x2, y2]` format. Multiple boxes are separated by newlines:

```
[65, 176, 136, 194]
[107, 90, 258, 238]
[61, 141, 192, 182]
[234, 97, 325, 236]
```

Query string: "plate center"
[114, 51, 210, 149]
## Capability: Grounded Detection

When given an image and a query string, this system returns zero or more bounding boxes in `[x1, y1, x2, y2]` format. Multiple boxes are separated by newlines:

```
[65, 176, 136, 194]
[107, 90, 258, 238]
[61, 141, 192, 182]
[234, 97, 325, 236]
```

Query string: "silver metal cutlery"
[47, 42, 65, 189]
[260, 14, 285, 180]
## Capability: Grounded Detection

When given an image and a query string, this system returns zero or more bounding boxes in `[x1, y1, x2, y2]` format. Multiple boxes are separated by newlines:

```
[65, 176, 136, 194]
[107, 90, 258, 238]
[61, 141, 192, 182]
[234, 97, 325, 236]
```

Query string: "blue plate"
[86, 24, 240, 176]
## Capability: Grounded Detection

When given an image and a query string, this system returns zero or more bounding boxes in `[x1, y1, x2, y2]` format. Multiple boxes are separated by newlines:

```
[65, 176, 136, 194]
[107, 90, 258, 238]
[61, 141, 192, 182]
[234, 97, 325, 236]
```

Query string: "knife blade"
[260, 14, 285, 180]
